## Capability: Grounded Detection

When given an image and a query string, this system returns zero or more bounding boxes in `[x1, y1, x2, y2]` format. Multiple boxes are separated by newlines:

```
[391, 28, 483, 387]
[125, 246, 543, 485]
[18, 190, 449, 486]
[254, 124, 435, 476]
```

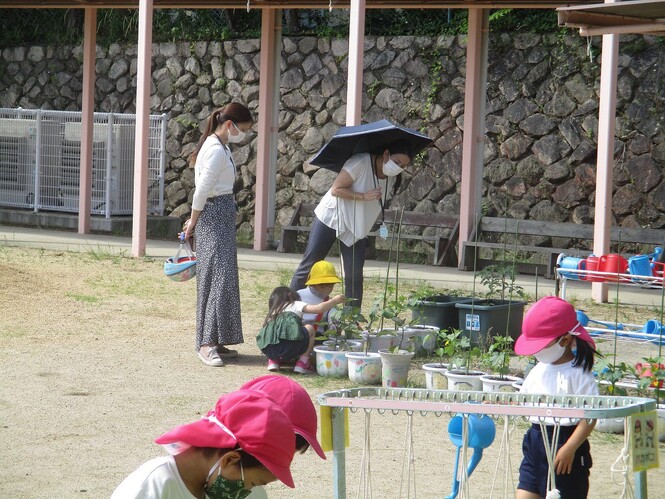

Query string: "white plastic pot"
[322, 339, 363, 352]
[378, 349, 414, 388]
[480, 374, 523, 393]
[400, 325, 439, 355]
[313, 346, 349, 377]
[346, 352, 382, 385]
[422, 362, 449, 390]
[444, 369, 486, 391]
[363, 331, 396, 353]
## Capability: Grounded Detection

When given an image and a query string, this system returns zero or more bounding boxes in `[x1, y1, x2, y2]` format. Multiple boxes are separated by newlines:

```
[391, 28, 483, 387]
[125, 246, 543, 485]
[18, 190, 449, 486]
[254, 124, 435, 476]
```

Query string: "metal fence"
[0, 108, 166, 217]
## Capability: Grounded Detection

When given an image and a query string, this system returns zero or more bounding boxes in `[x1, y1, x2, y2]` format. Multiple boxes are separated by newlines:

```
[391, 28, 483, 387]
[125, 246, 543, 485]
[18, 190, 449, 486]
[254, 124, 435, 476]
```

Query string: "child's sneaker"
[267, 359, 281, 372]
[294, 359, 316, 374]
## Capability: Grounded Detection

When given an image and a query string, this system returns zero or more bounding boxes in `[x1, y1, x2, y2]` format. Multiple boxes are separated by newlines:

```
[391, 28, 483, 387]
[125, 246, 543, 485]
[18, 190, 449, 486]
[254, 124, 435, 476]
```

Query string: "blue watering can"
[576, 310, 624, 332]
[557, 253, 585, 280]
[628, 254, 653, 282]
[644, 319, 665, 335]
[642, 319, 665, 345]
[445, 413, 496, 499]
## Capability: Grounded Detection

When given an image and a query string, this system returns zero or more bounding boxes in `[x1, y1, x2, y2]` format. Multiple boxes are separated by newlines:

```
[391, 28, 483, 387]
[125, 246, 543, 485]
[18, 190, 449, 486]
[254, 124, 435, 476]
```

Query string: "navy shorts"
[261, 328, 309, 362]
[518, 424, 592, 498]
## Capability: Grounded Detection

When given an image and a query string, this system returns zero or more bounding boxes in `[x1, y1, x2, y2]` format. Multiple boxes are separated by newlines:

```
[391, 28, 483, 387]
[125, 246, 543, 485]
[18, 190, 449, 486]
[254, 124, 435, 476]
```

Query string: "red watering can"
[598, 253, 628, 281]
[583, 255, 604, 282]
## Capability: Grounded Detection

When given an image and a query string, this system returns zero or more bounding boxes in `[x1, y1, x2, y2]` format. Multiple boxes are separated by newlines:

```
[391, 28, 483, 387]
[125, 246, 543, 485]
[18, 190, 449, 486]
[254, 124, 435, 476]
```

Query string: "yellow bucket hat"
[305, 261, 342, 285]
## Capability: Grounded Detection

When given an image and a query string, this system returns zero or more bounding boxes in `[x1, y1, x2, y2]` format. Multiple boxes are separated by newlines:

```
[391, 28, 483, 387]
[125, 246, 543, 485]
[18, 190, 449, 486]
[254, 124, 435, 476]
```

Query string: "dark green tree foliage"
[0, 8, 559, 48]
[1, 9, 84, 46]
[365, 8, 467, 36]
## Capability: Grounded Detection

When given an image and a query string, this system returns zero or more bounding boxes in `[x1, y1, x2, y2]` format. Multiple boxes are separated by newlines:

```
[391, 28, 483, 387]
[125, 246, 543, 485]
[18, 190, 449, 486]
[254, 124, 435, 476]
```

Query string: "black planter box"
[455, 299, 527, 347]
[411, 295, 473, 332]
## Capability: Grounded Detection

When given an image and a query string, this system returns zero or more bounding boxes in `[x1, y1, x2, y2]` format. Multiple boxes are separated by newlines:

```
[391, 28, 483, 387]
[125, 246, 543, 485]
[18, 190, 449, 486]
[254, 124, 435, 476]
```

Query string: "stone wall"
[1, 33, 664, 246]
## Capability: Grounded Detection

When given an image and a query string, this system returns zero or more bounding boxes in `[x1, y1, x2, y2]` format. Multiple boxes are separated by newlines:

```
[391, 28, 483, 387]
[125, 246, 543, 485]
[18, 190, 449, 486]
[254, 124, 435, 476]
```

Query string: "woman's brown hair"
[188, 102, 253, 167]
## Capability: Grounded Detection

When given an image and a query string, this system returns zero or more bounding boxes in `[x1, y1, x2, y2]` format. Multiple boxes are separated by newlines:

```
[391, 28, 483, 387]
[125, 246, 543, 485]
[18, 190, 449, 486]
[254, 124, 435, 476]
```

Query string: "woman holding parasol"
[289, 120, 431, 308]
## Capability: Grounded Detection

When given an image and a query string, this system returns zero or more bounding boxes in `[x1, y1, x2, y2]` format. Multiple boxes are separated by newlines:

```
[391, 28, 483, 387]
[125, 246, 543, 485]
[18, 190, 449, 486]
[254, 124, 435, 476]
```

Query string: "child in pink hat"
[514, 296, 599, 499]
[111, 389, 296, 499]
[240, 375, 326, 459]
[240, 375, 325, 499]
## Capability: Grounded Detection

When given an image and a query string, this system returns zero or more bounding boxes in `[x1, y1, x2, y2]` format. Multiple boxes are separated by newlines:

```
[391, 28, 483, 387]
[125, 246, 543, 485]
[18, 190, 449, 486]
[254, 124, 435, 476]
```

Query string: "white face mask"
[534, 338, 566, 364]
[227, 122, 246, 144]
[382, 158, 403, 177]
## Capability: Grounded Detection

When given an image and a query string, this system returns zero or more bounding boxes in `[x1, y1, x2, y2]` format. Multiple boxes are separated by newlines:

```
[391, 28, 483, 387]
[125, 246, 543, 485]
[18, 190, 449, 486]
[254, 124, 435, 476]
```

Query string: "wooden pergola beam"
[0, 0, 596, 9]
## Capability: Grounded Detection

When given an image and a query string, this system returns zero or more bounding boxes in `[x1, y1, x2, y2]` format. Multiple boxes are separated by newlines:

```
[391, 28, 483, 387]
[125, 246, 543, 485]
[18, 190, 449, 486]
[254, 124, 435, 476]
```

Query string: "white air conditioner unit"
[0, 119, 36, 208]
[62, 121, 136, 215]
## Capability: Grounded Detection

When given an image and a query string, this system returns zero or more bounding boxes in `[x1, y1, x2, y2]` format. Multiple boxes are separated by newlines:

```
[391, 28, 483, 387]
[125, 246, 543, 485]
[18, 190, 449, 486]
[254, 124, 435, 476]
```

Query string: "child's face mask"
[205, 459, 250, 499]
[534, 338, 566, 364]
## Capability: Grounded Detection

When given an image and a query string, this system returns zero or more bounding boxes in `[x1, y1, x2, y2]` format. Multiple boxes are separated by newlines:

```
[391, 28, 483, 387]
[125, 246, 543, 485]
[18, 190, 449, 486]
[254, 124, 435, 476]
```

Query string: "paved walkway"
[2, 224, 664, 307]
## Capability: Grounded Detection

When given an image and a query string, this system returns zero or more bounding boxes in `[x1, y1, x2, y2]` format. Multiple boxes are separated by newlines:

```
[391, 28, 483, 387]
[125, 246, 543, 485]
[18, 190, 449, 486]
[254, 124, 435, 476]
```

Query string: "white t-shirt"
[297, 287, 327, 325]
[314, 153, 393, 246]
[283, 300, 307, 318]
[520, 359, 599, 425]
[246, 485, 269, 499]
[111, 455, 197, 499]
[192, 135, 236, 211]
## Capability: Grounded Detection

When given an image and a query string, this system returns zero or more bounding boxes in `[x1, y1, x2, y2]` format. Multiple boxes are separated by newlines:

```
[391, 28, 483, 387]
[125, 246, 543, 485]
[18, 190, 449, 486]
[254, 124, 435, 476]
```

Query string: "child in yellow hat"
[296, 260, 343, 334]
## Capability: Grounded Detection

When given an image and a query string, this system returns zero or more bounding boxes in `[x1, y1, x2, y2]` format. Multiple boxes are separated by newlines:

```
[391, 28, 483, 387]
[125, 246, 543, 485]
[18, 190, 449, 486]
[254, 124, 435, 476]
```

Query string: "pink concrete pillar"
[131, 0, 153, 257]
[78, 8, 96, 234]
[254, 8, 282, 250]
[346, 0, 366, 125]
[457, 9, 489, 268]
[591, 29, 619, 303]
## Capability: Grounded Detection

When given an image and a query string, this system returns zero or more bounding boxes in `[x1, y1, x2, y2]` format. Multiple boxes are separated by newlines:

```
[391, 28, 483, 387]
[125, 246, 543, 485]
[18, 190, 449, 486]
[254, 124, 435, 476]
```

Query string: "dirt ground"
[1, 245, 663, 498]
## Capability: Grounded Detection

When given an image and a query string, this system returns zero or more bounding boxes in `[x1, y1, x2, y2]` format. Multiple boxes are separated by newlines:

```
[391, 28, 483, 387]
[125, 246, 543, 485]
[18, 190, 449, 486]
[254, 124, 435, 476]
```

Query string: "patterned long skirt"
[194, 194, 243, 350]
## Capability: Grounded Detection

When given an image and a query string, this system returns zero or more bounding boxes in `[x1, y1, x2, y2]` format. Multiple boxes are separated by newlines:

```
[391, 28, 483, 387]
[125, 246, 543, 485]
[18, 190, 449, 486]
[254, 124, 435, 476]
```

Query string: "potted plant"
[369, 290, 416, 388]
[409, 286, 472, 335]
[455, 263, 528, 346]
[479, 335, 523, 392]
[343, 304, 383, 385]
[594, 357, 637, 434]
[440, 328, 485, 391]
[346, 349, 383, 385]
[371, 208, 416, 388]
[364, 289, 402, 353]
[313, 305, 364, 378]
[421, 327, 458, 390]
[400, 323, 440, 356]
[636, 356, 665, 442]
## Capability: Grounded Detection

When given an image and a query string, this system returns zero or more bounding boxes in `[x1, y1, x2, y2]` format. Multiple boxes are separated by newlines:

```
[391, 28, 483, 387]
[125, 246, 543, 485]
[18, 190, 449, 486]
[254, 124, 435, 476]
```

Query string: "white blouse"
[315, 153, 394, 246]
[191, 135, 236, 211]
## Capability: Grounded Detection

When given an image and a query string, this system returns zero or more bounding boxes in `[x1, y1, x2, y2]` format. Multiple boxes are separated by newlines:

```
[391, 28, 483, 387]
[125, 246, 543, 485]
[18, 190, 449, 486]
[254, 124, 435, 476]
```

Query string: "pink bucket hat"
[515, 296, 596, 356]
[154, 389, 296, 488]
[240, 375, 326, 459]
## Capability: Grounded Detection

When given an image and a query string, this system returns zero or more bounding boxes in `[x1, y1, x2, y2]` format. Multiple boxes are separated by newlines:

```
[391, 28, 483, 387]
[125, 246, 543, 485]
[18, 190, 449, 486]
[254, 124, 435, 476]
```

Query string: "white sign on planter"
[465, 313, 480, 331]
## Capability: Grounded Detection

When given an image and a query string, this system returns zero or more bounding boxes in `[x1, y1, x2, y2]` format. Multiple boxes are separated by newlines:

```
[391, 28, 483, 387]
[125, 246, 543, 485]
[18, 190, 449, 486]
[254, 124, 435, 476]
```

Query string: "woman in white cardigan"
[184, 102, 253, 367]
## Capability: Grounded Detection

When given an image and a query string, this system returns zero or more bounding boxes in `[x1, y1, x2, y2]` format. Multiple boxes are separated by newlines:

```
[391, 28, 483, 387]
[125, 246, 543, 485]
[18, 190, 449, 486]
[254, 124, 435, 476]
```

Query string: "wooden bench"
[277, 202, 459, 266]
[460, 217, 664, 278]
